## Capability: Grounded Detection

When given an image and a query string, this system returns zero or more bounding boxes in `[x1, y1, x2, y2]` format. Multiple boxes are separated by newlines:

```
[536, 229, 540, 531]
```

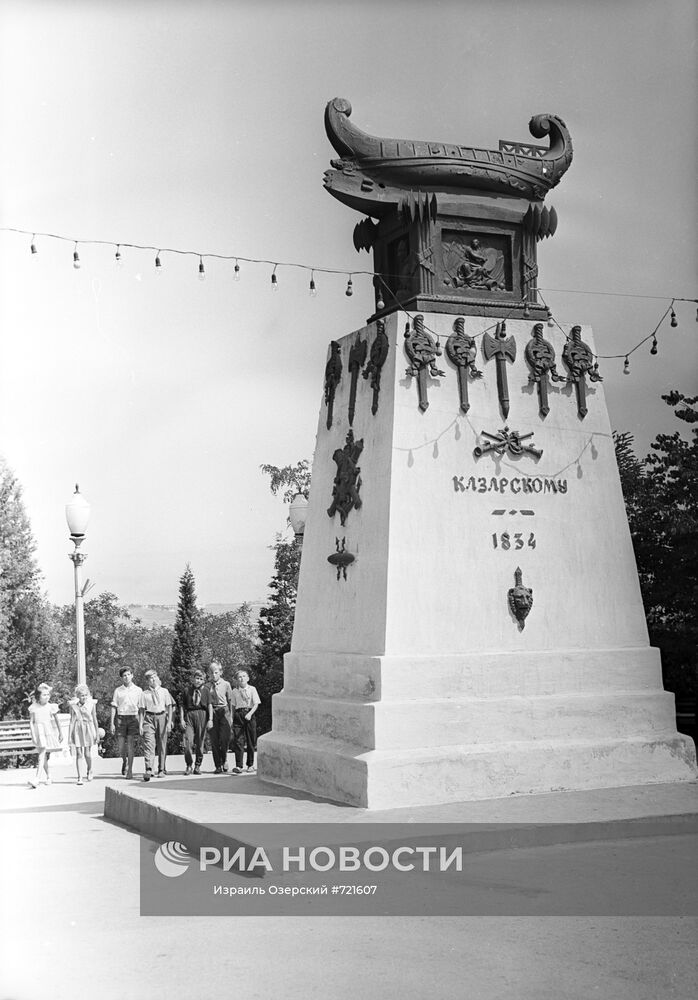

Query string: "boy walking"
[205, 661, 233, 774]
[138, 670, 174, 781]
[231, 669, 260, 774]
[109, 667, 142, 779]
[179, 668, 209, 775]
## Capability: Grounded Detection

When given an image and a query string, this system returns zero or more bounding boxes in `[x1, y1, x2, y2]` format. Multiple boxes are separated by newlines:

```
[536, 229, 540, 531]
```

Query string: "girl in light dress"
[68, 683, 99, 785]
[27, 683, 63, 788]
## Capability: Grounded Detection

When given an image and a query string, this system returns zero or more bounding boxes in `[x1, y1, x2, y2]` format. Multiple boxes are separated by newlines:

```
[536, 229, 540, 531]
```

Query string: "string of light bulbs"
[3, 226, 696, 375]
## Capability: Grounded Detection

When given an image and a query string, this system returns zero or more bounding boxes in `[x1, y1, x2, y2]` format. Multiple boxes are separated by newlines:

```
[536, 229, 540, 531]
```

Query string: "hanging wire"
[2, 227, 696, 360]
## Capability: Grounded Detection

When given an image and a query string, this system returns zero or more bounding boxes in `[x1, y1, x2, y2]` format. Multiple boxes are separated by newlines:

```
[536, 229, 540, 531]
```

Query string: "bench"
[0, 719, 36, 765]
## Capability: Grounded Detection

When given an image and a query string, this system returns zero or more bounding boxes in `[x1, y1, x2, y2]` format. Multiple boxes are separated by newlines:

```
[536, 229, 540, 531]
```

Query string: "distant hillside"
[126, 602, 265, 629]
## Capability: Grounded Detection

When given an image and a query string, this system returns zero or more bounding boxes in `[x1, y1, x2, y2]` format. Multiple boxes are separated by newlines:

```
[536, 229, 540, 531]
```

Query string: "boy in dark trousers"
[231, 669, 260, 774]
[179, 668, 209, 774]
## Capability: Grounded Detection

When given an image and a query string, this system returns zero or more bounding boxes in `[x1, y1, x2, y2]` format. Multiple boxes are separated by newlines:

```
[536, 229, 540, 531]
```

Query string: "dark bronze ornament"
[327, 429, 363, 526]
[482, 322, 517, 418]
[508, 566, 533, 630]
[362, 319, 389, 415]
[327, 537, 355, 581]
[562, 325, 603, 419]
[474, 426, 543, 460]
[347, 336, 368, 426]
[324, 341, 343, 430]
[525, 323, 565, 418]
[404, 314, 445, 412]
[445, 316, 483, 414]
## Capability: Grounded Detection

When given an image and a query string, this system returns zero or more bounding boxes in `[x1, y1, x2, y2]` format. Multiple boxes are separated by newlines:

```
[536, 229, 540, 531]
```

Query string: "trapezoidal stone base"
[257, 650, 697, 809]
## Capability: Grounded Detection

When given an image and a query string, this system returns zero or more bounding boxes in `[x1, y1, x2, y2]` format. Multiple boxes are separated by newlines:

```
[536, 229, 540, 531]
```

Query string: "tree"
[169, 564, 203, 700]
[0, 458, 64, 719]
[200, 605, 258, 681]
[614, 392, 698, 700]
[252, 460, 310, 733]
[259, 460, 311, 504]
[254, 537, 301, 734]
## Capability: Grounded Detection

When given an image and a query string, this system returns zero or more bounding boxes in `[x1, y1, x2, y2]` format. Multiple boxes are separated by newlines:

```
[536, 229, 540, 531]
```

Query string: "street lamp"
[65, 484, 91, 687]
[288, 493, 309, 550]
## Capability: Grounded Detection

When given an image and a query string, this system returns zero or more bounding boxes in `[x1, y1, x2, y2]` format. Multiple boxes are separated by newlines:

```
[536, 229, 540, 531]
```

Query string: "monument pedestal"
[258, 312, 696, 808]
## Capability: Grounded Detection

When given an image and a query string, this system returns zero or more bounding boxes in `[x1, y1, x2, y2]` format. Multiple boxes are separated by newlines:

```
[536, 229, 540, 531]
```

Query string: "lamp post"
[288, 493, 309, 551]
[65, 484, 91, 687]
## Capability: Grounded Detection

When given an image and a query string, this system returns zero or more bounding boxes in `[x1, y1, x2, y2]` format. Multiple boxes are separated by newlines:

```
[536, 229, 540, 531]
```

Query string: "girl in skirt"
[27, 683, 63, 787]
[69, 684, 99, 784]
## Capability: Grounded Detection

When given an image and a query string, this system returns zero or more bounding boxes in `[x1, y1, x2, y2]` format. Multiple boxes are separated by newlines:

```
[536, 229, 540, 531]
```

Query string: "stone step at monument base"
[272, 690, 678, 750]
[257, 733, 697, 809]
[283, 648, 665, 701]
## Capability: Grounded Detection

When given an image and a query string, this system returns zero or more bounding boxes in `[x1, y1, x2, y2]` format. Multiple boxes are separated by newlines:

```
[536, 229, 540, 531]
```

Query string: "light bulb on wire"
[623, 356, 630, 375]
[115, 245, 123, 267]
[345, 275, 353, 297]
[155, 252, 162, 273]
[309, 272, 317, 297]
[376, 288, 385, 311]
[234, 260, 240, 281]
[73, 243, 81, 270]
[650, 336, 658, 356]
[30, 235, 37, 255]
[271, 266, 278, 290]
[546, 308, 554, 327]
[198, 256, 205, 281]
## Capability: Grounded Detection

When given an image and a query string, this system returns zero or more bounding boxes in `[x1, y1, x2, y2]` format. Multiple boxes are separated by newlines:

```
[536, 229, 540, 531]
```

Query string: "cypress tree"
[169, 564, 203, 700]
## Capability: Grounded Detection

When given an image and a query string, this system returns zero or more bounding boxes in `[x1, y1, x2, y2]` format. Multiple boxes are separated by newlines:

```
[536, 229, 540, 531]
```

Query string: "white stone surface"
[258, 312, 697, 807]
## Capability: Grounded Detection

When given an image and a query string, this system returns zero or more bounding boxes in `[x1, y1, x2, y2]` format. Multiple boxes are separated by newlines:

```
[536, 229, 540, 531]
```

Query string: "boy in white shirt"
[138, 670, 174, 780]
[109, 667, 143, 780]
[231, 669, 261, 774]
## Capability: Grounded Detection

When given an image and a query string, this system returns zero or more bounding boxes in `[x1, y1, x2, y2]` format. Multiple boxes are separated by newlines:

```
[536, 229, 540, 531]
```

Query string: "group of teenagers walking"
[26, 660, 260, 787]
[111, 661, 261, 780]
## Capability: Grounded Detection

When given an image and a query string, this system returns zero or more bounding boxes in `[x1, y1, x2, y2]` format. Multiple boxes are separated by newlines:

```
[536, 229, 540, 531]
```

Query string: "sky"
[1, 0, 696, 608]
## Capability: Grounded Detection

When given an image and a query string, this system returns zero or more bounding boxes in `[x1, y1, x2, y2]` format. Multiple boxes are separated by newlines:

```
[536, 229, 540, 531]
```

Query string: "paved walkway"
[1, 756, 697, 999]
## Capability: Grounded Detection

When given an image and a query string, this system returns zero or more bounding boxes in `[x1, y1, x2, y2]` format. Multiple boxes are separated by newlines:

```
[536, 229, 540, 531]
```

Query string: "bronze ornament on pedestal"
[327, 538, 356, 581]
[362, 319, 390, 416]
[482, 322, 517, 418]
[404, 314, 445, 412]
[508, 566, 533, 630]
[445, 316, 482, 414]
[324, 341, 343, 430]
[562, 326, 603, 419]
[525, 323, 566, 418]
[327, 430, 363, 527]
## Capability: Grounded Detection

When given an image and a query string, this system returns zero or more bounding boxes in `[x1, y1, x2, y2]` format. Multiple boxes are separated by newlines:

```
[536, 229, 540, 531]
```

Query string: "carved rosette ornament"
[445, 317, 483, 414]
[327, 429, 364, 527]
[562, 325, 603, 419]
[404, 314, 445, 412]
[327, 537, 356, 581]
[525, 323, 565, 418]
[324, 341, 343, 430]
[508, 566, 533, 630]
[362, 319, 389, 415]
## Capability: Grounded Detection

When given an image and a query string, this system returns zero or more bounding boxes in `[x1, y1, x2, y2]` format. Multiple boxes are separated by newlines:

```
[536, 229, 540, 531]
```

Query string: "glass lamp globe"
[65, 484, 91, 539]
[288, 493, 309, 536]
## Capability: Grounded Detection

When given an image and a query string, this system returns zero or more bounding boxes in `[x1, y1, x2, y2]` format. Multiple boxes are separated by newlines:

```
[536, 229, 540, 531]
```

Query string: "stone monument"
[257, 100, 697, 808]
